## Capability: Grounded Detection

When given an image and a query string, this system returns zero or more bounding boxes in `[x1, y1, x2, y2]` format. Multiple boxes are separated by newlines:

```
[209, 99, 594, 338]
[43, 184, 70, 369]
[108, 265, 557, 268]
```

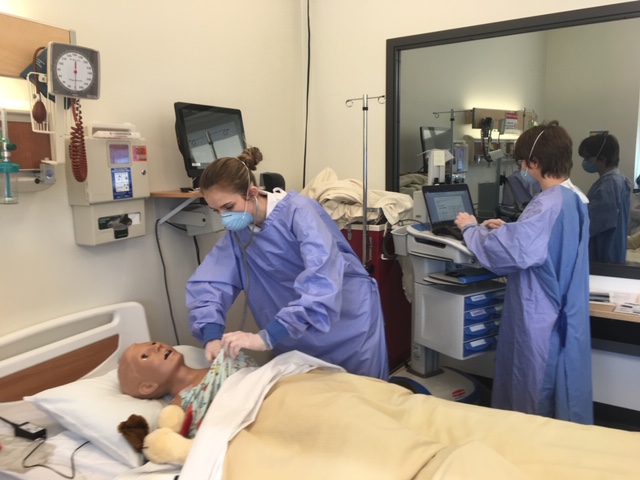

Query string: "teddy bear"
[118, 404, 193, 465]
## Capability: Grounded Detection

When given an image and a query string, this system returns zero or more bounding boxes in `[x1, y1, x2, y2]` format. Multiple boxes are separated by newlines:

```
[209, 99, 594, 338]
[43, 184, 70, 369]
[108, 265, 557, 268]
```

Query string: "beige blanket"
[300, 168, 413, 228]
[223, 369, 640, 480]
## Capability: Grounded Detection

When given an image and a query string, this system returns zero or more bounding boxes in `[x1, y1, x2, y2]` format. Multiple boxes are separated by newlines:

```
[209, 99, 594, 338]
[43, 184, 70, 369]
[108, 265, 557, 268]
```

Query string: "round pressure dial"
[48, 42, 100, 99]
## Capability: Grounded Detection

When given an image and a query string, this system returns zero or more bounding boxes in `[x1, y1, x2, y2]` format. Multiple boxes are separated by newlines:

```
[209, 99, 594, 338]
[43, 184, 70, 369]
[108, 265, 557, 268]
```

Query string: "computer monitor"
[174, 102, 246, 188]
[419, 126, 451, 173]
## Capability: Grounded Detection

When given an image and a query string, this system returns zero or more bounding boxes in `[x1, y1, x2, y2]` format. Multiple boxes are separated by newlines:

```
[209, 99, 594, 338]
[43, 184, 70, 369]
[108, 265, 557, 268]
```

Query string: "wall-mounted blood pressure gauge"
[47, 42, 100, 99]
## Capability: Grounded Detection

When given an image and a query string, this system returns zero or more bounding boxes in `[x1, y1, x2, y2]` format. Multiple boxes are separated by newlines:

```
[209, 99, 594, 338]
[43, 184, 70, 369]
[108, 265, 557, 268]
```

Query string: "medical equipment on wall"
[390, 186, 505, 403]
[0, 109, 19, 204]
[345, 93, 385, 269]
[23, 42, 149, 245]
[66, 123, 149, 245]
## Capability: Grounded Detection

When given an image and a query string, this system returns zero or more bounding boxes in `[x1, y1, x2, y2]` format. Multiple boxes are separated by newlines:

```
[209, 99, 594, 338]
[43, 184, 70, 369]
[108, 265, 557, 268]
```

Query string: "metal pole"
[362, 94, 369, 266]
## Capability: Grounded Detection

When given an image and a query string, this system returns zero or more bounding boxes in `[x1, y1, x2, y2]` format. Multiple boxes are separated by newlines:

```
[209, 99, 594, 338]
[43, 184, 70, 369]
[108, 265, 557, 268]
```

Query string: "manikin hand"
[204, 339, 223, 363]
[221, 331, 267, 358]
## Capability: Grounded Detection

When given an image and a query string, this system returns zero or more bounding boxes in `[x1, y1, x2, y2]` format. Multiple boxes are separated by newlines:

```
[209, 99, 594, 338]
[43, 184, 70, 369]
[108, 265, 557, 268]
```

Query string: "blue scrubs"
[586, 168, 631, 263]
[187, 191, 389, 380]
[462, 184, 592, 424]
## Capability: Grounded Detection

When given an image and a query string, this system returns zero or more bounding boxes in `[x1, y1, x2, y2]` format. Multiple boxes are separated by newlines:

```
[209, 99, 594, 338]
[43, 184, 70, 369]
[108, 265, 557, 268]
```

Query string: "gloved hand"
[221, 331, 267, 358]
[204, 339, 223, 363]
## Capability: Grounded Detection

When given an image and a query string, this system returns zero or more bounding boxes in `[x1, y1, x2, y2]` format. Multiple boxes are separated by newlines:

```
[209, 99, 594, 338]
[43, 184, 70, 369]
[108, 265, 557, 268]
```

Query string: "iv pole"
[345, 93, 385, 269]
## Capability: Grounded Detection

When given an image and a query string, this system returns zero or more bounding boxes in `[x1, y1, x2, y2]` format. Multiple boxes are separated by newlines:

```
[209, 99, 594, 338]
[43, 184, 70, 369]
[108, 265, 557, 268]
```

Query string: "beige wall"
[0, 0, 629, 346]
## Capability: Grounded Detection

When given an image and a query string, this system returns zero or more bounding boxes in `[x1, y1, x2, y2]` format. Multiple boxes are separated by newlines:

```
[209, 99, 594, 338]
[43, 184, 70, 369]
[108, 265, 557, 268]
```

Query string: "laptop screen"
[422, 184, 476, 227]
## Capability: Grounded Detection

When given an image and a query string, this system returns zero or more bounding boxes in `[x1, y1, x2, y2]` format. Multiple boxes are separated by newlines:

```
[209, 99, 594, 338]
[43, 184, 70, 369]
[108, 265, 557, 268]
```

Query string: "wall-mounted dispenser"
[66, 123, 149, 245]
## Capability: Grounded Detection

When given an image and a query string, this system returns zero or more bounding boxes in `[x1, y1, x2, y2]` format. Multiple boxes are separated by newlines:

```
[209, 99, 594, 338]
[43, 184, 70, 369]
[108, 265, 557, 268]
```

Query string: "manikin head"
[118, 342, 184, 399]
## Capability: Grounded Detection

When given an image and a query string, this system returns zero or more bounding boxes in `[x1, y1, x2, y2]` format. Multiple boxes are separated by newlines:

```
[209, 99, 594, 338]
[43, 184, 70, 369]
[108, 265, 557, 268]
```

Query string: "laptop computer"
[421, 183, 499, 283]
[421, 183, 475, 238]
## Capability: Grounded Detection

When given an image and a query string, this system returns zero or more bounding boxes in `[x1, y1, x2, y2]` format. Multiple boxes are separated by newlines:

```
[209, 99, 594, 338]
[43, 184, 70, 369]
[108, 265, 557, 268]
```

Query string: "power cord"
[155, 219, 181, 344]
[22, 437, 90, 479]
[0, 415, 46, 440]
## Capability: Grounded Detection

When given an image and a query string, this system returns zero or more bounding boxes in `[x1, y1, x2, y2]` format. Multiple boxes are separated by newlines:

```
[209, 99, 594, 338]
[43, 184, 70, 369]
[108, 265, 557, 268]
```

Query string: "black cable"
[193, 235, 201, 265]
[22, 438, 90, 479]
[0, 415, 17, 428]
[155, 219, 181, 344]
[302, 0, 311, 187]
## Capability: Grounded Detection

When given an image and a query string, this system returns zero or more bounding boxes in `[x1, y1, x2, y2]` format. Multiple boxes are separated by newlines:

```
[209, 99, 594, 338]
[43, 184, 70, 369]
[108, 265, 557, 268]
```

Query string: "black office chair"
[259, 172, 286, 192]
[495, 171, 540, 222]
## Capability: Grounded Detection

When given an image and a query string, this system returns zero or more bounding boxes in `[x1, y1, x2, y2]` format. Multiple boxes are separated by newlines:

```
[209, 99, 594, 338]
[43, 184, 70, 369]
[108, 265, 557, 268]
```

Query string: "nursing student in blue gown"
[186, 146, 389, 380]
[578, 131, 631, 264]
[455, 121, 593, 424]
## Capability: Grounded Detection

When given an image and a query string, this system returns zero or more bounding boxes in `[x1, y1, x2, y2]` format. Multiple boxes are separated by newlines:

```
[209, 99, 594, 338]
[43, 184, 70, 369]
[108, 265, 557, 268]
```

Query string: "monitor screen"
[419, 126, 451, 173]
[174, 102, 246, 187]
[422, 184, 475, 227]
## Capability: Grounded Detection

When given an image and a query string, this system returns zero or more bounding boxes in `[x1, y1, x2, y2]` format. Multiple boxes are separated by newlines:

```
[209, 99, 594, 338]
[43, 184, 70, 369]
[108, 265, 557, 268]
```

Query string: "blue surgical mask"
[520, 167, 538, 186]
[582, 159, 599, 174]
[220, 196, 255, 231]
[220, 211, 254, 231]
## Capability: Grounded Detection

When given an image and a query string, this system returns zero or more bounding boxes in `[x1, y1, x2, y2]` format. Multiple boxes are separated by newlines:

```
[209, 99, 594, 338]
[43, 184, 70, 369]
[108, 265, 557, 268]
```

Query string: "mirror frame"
[385, 1, 640, 280]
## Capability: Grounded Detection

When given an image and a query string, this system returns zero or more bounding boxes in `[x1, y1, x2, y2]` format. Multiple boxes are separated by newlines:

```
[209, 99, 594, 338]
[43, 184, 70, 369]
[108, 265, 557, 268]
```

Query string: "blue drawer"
[463, 335, 497, 357]
[463, 320, 500, 342]
[464, 305, 502, 326]
[464, 290, 505, 309]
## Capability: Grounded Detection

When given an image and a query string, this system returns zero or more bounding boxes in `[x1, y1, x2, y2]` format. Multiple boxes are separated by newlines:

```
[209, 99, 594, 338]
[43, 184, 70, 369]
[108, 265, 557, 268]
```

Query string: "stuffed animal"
[117, 414, 149, 452]
[143, 405, 193, 465]
[118, 405, 194, 465]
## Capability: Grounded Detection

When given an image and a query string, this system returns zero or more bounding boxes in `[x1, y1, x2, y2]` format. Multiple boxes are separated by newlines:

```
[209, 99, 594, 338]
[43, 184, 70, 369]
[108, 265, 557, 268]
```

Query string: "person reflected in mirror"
[578, 131, 631, 263]
[628, 174, 640, 236]
[185, 146, 388, 380]
[455, 121, 593, 424]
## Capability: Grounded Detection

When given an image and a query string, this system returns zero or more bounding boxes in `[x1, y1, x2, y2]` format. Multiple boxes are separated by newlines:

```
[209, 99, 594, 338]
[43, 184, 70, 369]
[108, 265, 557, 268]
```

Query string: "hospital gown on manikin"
[462, 184, 592, 424]
[186, 191, 388, 380]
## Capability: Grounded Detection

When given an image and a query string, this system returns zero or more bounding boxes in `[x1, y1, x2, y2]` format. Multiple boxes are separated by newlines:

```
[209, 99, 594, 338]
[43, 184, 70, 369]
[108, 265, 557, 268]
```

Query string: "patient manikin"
[118, 342, 256, 438]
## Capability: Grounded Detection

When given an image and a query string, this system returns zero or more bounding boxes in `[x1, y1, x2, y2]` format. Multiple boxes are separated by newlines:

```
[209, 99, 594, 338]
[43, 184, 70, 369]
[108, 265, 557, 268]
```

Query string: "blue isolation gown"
[586, 168, 631, 264]
[462, 184, 592, 424]
[186, 191, 389, 380]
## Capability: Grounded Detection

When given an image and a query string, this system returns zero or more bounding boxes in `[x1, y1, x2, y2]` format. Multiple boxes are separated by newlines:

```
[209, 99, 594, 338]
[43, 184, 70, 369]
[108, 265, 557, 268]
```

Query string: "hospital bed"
[1, 303, 639, 480]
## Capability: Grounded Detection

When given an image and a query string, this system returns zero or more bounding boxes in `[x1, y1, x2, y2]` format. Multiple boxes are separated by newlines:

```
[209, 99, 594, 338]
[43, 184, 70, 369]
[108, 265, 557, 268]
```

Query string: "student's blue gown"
[586, 168, 631, 264]
[186, 191, 389, 380]
[462, 184, 593, 424]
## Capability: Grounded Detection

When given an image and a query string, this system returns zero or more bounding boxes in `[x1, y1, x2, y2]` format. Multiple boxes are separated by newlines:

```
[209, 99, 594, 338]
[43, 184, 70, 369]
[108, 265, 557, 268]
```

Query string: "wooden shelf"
[0, 13, 70, 78]
[590, 302, 640, 324]
[150, 190, 202, 199]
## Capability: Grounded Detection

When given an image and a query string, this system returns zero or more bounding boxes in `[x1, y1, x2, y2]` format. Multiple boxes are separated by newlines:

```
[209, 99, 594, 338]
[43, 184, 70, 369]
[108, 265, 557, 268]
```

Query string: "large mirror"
[385, 1, 640, 279]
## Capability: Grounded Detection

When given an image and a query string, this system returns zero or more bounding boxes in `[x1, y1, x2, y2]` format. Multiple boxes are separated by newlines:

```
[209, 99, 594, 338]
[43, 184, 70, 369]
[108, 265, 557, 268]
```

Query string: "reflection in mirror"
[385, 2, 640, 278]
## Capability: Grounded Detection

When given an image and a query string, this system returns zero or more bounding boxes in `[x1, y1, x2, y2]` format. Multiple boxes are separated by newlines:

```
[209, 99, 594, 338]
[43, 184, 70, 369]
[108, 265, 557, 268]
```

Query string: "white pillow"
[24, 345, 207, 468]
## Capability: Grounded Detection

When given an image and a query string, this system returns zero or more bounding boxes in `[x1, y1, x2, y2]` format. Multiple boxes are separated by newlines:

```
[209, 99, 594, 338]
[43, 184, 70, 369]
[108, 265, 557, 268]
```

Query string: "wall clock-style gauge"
[47, 42, 100, 99]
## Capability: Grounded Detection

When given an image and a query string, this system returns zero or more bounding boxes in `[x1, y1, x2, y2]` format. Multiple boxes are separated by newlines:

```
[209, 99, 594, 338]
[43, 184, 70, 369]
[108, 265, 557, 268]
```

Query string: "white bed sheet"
[0, 400, 129, 480]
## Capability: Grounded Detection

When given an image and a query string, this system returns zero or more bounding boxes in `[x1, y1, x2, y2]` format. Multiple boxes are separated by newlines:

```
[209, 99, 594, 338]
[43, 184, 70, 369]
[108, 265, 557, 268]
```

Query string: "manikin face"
[118, 342, 183, 398]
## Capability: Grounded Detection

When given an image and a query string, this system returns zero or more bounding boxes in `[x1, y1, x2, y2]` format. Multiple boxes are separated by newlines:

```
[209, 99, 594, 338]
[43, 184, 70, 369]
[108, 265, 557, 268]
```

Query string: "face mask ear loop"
[528, 129, 545, 164]
[594, 132, 608, 161]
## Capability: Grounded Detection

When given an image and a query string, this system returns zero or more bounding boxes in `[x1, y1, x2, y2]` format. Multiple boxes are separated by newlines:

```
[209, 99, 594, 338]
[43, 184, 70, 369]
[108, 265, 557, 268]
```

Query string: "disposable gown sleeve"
[462, 197, 556, 276]
[186, 233, 242, 344]
[588, 180, 620, 237]
[267, 204, 349, 340]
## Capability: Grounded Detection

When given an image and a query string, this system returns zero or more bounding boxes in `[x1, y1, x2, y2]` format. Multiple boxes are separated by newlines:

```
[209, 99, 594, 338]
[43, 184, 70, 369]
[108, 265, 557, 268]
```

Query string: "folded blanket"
[300, 168, 413, 228]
